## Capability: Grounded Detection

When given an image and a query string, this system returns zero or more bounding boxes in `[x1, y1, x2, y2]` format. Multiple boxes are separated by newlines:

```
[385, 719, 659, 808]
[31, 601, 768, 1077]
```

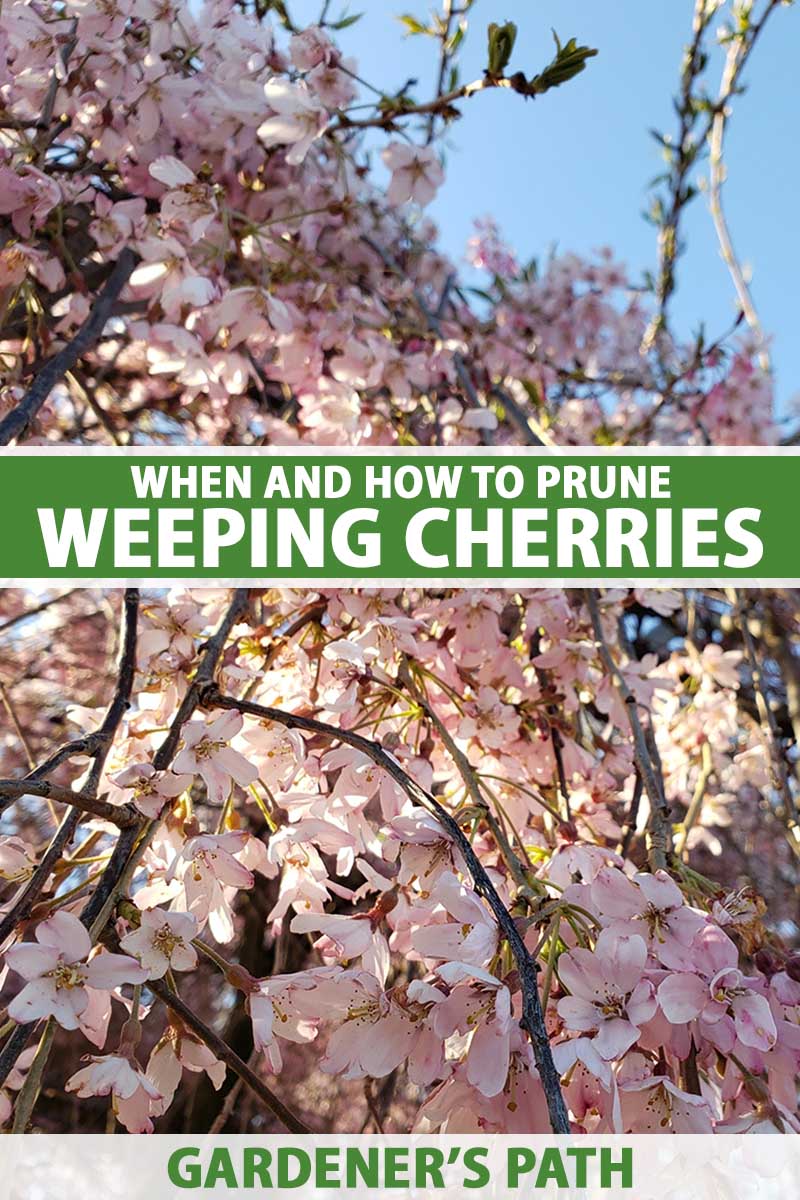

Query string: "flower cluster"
[0, 1, 774, 448]
[0, 583, 797, 1134]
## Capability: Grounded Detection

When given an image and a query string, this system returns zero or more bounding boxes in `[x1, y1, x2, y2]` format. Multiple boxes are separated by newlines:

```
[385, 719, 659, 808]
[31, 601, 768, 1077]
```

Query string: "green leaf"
[333, 12, 363, 29]
[486, 21, 517, 77]
[527, 31, 598, 95]
[398, 13, 431, 35]
[446, 25, 465, 54]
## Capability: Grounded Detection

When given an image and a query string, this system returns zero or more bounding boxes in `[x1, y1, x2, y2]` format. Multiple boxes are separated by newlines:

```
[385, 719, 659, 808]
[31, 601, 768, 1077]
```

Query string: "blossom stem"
[10, 1018, 54, 1132]
[675, 741, 714, 860]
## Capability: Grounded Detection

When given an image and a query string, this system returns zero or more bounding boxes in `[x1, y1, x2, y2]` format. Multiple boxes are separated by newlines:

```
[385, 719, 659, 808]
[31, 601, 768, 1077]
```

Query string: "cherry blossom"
[0, 836, 35, 883]
[433, 962, 514, 1098]
[119, 909, 198, 979]
[172, 711, 258, 804]
[657, 926, 778, 1053]
[258, 79, 328, 164]
[66, 1054, 162, 1134]
[108, 762, 190, 819]
[146, 1027, 226, 1115]
[382, 143, 445, 207]
[167, 830, 257, 942]
[5, 912, 146, 1032]
[557, 930, 657, 1059]
[591, 867, 705, 967]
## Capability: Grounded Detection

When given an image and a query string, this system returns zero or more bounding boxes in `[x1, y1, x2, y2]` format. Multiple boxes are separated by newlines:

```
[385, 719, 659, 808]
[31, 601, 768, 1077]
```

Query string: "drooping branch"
[0, 589, 140, 944]
[0, 590, 140, 1084]
[0, 248, 139, 446]
[148, 978, 311, 1135]
[0, 590, 81, 636]
[203, 686, 571, 1134]
[583, 588, 673, 871]
[79, 588, 251, 938]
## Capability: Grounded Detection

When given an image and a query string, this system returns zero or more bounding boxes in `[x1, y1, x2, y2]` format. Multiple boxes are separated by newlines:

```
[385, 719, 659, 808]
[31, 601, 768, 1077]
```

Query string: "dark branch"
[148, 978, 311, 1135]
[0, 248, 139, 446]
[0, 779, 138, 827]
[204, 686, 571, 1133]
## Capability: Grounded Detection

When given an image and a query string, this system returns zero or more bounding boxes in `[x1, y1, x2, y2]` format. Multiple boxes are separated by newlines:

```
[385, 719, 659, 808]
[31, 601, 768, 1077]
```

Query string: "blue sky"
[294, 0, 798, 418]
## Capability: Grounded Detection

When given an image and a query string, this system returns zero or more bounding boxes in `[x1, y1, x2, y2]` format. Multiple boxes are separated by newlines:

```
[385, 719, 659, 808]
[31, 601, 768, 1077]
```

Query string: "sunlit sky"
[291, 0, 798, 419]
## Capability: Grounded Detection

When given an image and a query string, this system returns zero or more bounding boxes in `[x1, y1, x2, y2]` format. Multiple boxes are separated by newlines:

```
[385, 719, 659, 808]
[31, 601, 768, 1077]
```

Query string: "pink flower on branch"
[66, 1054, 162, 1134]
[108, 762, 190, 819]
[433, 962, 514, 1098]
[5, 912, 146, 1032]
[591, 866, 705, 968]
[119, 909, 198, 980]
[173, 710, 258, 804]
[382, 143, 445, 207]
[258, 79, 328, 165]
[657, 926, 777, 1053]
[557, 929, 657, 1060]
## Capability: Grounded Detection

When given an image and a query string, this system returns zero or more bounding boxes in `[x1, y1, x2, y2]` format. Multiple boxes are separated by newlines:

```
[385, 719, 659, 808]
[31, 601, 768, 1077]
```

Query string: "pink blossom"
[290, 26, 334, 71]
[119, 909, 198, 979]
[147, 1028, 225, 1115]
[247, 969, 328, 1071]
[5, 912, 146, 1032]
[137, 601, 206, 665]
[0, 835, 35, 883]
[620, 1072, 713, 1133]
[411, 871, 497, 967]
[169, 830, 256, 943]
[108, 762, 190, 819]
[148, 156, 219, 241]
[557, 929, 657, 1059]
[382, 143, 445, 207]
[456, 685, 519, 749]
[66, 1054, 162, 1133]
[657, 926, 777, 1052]
[314, 969, 418, 1080]
[258, 79, 328, 165]
[290, 910, 390, 983]
[591, 867, 705, 967]
[434, 962, 514, 1097]
[173, 710, 258, 803]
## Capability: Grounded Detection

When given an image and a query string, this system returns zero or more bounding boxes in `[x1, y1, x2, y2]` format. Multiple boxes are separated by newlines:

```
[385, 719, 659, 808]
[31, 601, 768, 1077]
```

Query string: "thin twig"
[584, 589, 672, 871]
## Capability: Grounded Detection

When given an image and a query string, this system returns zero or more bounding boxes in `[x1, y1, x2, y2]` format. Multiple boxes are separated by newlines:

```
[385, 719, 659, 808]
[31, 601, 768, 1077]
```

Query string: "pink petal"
[657, 972, 708, 1023]
[4, 942, 61, 980]
[36, 911, 91, 963]
[466, 1019, 510, 1097]
[593, 1016, 640, 1060]
[636, 869, 684, 911]
[732, 992, 777, 1051]
[591, 867, 643, 920]
[85, 952, 148, 990]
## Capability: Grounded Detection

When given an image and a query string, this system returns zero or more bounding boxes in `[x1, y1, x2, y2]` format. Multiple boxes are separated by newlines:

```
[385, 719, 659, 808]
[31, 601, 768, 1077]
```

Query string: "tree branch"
[203, 686, 571, 1133]
[584, 589, 672, 871]
[148, 978, 311, 1135]
[0, 248, 139, 446]
[0, 779, 138, 828]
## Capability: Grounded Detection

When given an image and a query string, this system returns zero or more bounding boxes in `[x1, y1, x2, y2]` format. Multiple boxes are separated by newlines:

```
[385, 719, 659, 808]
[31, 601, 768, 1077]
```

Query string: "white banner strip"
[0, 1134, 792, 1200]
